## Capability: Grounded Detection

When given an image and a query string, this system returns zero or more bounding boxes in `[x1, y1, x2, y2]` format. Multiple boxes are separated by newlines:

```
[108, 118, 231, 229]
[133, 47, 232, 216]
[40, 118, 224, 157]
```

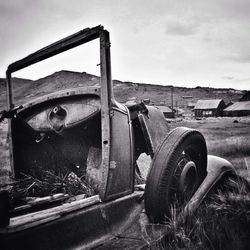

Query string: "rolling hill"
[0, 70, 246, 110]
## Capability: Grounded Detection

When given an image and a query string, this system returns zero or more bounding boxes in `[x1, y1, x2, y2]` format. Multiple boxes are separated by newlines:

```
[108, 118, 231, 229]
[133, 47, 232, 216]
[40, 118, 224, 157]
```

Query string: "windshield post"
[99, 28, 112, 200]
[6, 72, 14, 110]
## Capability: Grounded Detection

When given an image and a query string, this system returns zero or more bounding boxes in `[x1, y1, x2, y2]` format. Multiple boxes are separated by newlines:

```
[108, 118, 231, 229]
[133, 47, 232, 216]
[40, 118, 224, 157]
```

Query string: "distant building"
[239, 91, 250, 102]
[157, 106, 175, 118]
[223, 101, 250, 117]
[194, 99, 225, 118]
[187, 102, 196, 109]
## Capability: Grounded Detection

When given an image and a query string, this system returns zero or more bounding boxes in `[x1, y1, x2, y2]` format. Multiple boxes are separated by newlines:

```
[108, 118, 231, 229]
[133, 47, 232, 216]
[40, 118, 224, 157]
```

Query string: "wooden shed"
[223, 101, 250, 117]
[194, 99, 225, 118]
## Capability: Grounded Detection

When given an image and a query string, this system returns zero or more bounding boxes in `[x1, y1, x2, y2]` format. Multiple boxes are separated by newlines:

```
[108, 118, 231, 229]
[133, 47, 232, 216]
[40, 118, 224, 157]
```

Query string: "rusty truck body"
[0, 25, 235, 249]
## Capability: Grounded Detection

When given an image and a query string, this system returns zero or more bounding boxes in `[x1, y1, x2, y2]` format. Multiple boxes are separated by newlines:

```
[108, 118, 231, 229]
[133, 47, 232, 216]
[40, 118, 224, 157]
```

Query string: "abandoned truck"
[0, 25, 235, 249]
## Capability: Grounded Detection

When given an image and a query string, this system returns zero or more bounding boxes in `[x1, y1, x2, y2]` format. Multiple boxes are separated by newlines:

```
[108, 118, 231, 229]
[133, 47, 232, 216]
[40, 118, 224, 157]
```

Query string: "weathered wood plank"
[0, 195, 101, 233]
[12, 193, 70, 213]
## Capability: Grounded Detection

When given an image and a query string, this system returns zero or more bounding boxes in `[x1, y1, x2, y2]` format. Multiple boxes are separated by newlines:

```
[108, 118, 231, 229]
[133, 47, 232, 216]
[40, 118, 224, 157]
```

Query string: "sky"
[0, 0, 250, 90]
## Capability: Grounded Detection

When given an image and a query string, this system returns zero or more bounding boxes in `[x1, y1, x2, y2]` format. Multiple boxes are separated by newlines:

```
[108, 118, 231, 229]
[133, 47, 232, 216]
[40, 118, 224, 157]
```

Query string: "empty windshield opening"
[10, 39, 100, 106]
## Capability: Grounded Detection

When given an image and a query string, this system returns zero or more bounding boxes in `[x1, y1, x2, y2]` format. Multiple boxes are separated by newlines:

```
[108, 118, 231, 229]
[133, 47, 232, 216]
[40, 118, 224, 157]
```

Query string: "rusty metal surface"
[138, 105, 169, 157]
[3, 25, 234, 250]
[7, 26, 103, 74]
[11, 110, 102, 178]
[98, 29, 113, 201]
[184, 155, 235, 214]
[105, 107, 134, 200]
[25, 96, 100, 131]
[94, 209, 168, 250]
[0, 192, 144, 250]
[21, 87, 101, 110]
[5, 26, 115, 201]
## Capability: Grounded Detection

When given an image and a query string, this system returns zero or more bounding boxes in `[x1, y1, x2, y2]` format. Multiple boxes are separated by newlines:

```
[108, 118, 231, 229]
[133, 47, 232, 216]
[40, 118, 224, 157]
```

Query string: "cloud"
[222, 76, 234, 80]
[0, 0, 250, 90]
[222, 53, 250, 64]
[165, 20, 199, 36]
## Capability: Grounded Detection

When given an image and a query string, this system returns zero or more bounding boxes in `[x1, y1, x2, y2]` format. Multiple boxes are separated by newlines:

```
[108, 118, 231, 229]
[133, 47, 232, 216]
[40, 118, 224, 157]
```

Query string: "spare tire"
[144, 127, 207, 223]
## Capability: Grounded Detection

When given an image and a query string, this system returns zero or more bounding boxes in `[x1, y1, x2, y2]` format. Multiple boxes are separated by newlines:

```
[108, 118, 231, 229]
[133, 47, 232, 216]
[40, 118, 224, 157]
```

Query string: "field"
[168, 117, 250, 180]
[147, 117, 250, 250]
[137, 116, 250, 181]
[0, 116, 250, 249]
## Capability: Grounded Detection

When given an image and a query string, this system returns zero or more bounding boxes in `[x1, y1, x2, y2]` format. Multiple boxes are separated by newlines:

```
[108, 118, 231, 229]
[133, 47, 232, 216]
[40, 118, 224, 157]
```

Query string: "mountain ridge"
[0, 70, 246, 109]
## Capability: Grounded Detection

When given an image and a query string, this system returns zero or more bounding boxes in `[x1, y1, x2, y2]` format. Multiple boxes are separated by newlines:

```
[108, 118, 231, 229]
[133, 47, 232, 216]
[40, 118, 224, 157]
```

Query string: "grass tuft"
[9, 170, 96, 208]
[148, 175, 250, 250]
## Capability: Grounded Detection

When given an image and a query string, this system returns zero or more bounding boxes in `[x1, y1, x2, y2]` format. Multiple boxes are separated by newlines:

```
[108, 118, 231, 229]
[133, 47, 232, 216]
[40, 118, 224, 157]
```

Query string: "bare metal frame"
[6, 25, 113, 201]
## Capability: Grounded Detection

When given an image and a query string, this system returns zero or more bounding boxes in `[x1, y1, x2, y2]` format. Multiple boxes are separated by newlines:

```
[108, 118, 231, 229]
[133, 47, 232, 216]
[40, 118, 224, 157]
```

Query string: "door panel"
[105, 107, 134, 200]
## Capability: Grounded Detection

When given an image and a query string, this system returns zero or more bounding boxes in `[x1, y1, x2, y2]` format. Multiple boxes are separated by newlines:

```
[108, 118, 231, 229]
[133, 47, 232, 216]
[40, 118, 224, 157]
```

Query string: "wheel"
[144, 127, 207, 223]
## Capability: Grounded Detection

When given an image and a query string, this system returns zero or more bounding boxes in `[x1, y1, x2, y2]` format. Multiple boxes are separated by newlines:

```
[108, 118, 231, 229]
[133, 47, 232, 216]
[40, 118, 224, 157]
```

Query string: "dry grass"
[1, 115, 250, 248]
[169, 117, 250, 180]
[9, 170, 96, 208]
[144, 117, 250, 250]
[147, 175, 250, 250]
[0, 120, 97, 208]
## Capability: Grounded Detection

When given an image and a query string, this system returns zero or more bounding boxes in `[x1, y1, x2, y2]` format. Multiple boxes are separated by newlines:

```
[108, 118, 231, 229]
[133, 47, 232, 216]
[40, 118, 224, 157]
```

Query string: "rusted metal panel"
[184, 155, 235, 214]
[5, 26, 114, 200]
[6, 73, 13, 110]
[11, 109, 102, 178]
[26, 96, 100, 131]
[0, 195, 101, 234]
[0, 192, 144, 250]
[138, 106, 169, 157]
[105, 106, 134, 200]
[21, 87, 101, 109]
[99, 29, 113, 201]
[7, 26, 103, 74]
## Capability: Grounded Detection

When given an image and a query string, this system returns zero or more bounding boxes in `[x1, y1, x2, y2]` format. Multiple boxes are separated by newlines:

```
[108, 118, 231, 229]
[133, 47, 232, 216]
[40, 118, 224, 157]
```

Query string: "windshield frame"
[5, 25, 113, 201]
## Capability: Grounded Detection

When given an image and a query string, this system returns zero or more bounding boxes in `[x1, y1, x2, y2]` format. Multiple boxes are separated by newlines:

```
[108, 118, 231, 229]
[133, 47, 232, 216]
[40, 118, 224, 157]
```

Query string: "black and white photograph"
[0, 1, 249, 249]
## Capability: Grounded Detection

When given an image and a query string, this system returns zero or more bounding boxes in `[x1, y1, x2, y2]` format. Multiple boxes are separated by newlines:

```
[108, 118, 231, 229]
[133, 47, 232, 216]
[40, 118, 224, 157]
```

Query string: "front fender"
[138, 105, 169, 157]
[184, 155, 235, 214]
